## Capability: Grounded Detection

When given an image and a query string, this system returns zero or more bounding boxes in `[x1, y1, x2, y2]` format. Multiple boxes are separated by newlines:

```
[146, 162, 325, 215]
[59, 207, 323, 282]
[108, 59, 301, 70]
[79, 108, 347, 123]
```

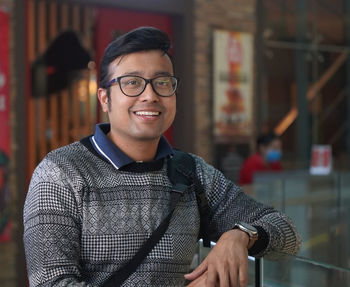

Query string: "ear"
[98, 88, 109, 113]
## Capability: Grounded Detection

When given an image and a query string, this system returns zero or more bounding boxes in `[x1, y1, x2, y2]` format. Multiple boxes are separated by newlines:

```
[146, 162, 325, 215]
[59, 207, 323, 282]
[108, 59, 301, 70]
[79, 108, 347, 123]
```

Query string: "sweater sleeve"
[23, 158, 91, 287]
[192, 154, 301, 259]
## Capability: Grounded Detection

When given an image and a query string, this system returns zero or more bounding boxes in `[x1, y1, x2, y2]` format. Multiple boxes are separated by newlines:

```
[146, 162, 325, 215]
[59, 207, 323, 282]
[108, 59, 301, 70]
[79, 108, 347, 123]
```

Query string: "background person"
[239, 132, 282, 186]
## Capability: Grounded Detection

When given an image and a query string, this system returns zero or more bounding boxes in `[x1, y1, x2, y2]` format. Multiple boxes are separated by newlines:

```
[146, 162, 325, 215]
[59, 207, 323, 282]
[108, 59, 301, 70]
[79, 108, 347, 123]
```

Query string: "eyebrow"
[120, 71, 173, 77]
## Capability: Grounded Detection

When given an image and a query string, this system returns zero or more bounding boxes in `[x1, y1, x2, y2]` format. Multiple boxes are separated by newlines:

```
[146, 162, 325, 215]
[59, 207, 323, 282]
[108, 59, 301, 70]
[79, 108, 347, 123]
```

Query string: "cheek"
[166, 100, 176, 122]
[111, 97, 132, 114]
[169, 97, 176, 112]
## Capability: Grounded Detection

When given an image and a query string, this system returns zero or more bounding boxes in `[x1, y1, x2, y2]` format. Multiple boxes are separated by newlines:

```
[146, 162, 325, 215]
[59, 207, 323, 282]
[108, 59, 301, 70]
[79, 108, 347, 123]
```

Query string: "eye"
[121, 77, 142, 87]
[126, 79, 140, 86]
[154, 77, 171, 87]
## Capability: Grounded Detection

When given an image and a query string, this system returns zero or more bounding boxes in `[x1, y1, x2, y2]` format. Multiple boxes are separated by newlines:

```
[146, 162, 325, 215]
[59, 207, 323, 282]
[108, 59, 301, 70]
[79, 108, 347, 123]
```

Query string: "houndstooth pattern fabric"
[23, 141, 301, 286]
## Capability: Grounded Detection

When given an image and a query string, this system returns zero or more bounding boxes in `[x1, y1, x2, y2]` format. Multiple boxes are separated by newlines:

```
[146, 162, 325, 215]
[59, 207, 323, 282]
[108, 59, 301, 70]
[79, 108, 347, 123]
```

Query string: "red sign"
[0, 8, 11, 242]
[310, 145, 332, 175]
[0, 10, 9, 154]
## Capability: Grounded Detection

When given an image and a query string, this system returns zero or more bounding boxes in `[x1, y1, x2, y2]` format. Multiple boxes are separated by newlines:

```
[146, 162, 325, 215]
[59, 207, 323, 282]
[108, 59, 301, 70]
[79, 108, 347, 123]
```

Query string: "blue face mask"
[266, 149, 282, 163]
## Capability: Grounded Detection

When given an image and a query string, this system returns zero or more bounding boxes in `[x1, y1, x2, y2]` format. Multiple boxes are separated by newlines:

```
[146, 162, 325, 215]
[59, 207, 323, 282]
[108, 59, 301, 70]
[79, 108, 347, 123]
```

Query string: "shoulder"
[186, 152, 228, 185]
[43, 140, 102, 171]
[242, 153, 264, 168]
[169, 151, 216, 177]
[246, 153, 263, 163]
[170, 150, 235, 186]
[186, 152, 213, 171]
[30, 141, 94, 186]
[45, 141, 87, 162]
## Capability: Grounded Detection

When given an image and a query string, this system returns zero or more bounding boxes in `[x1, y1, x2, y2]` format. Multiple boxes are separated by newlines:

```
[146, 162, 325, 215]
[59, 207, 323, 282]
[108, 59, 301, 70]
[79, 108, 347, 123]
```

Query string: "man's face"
[268, 139, 282, 152]
[260, 138, 282, 162]
[98, 50, 176, 144]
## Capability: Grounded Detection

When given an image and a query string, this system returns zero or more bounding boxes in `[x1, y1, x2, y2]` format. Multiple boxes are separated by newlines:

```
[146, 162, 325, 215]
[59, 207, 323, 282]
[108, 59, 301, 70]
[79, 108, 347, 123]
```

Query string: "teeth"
[135, 111, 160, 116]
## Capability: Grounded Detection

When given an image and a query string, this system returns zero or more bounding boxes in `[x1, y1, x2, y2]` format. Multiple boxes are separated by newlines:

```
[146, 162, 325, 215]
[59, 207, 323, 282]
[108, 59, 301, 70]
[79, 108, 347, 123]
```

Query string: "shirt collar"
[90, 123, 174, 170]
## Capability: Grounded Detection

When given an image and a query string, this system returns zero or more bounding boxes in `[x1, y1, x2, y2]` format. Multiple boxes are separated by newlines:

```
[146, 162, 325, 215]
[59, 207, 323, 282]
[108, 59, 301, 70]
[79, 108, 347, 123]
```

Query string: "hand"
[185, 229, 250, 287]
[186, 270, 208, 287]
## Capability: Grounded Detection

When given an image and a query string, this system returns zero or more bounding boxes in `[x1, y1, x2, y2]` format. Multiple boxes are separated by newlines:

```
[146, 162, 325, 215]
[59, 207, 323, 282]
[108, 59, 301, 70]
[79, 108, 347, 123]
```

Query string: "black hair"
[257, 132, 279, 147]
[99, 26, 174, 89]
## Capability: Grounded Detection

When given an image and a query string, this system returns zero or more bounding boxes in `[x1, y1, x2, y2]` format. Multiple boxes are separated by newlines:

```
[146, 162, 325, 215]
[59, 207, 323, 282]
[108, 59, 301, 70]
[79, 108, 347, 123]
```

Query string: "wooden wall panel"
[83, 7, 93, 50]
[27, 0, 97, 169]
[49, 1, 57, 39]
[61, 3, 69, 30]
[38, 97, 47, 160]
[28, 0, 35, 62]
[49, 94, 59, 150]
[28, 98, 36, 176]
[73, 5, 80, 32]
[60, 89, 70, 146]
[84, 77, 91, 135]
[28, 0, 36, 176]
[72, 81, 80, 141]
[37, 0, 47, 54]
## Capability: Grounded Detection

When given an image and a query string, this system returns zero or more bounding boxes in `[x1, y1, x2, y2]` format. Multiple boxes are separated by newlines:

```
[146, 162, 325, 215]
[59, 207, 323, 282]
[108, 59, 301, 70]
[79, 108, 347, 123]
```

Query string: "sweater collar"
[90, 123, 173, 170]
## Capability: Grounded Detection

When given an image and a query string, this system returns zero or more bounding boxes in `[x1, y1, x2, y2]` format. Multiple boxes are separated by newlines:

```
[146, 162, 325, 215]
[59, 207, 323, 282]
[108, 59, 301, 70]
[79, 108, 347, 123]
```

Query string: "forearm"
[251, 211, 302, 259]
[205, 184, 301, 258]
[189, 155, 301, 259]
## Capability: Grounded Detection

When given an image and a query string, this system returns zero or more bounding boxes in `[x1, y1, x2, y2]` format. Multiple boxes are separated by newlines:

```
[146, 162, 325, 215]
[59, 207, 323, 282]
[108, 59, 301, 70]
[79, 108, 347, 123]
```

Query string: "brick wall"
[193, 0, 256, 163]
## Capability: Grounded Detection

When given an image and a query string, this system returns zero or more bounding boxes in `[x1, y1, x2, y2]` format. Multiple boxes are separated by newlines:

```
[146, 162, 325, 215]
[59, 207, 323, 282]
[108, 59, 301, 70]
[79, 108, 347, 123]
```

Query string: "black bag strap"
[169, 150, 211, 248]
[103, 150, 211, 286]
[103, 170, 185, 286]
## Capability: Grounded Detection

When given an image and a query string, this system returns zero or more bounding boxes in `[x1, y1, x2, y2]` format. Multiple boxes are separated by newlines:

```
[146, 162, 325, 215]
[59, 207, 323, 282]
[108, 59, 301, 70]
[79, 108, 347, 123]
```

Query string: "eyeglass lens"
[119, 76, 177, 97]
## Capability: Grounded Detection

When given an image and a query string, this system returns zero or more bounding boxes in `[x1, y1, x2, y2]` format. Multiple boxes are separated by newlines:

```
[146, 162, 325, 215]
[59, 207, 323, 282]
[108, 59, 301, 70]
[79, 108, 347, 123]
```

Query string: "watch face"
[238, 222, 258, 237]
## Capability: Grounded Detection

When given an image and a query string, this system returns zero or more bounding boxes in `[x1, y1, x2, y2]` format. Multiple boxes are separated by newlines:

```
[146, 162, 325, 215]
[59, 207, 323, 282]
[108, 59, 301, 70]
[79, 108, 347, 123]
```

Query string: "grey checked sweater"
[23, 140, 301, 286]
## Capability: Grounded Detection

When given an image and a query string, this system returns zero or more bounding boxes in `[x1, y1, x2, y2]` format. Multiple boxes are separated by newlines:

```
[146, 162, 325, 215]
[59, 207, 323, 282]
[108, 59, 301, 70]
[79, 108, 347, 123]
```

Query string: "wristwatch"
[233, 222, 258, 249]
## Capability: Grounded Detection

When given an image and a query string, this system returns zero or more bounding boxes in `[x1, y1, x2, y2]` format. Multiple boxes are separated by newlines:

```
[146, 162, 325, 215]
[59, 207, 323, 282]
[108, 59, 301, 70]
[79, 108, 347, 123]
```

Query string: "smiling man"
[98, 49, 176, 162]
[23, 27, 301, 287]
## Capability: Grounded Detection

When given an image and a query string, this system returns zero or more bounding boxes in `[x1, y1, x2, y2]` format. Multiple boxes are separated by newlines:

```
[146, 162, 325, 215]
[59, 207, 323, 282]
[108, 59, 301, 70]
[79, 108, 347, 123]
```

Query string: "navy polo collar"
[90, 123, 174, 170]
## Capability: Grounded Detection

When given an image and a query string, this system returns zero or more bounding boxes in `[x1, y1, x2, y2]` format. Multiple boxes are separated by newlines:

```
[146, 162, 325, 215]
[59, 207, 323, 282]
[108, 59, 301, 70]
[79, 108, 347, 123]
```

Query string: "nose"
[138, 82, 159, 102]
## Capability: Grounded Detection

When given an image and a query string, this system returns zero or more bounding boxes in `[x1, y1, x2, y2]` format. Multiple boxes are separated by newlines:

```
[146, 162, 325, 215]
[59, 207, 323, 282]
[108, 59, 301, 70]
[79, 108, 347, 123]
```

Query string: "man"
[239, 132, 283, 186]
[23, 27, 301, 286]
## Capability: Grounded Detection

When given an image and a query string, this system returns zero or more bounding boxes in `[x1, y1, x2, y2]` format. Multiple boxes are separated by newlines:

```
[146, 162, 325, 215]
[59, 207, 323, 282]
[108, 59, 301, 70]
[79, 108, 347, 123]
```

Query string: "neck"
[108, 133, 160, 162]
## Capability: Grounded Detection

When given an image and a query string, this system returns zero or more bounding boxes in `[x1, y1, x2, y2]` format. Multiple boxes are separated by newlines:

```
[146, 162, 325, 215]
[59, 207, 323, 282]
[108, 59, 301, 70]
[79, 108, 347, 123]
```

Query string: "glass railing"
[193, 170, 350, 286]
[195, 243, 350, 287]
[252, 170, 350, 286]
[252, 170, 350, 270]
[261, 252, 350, 287]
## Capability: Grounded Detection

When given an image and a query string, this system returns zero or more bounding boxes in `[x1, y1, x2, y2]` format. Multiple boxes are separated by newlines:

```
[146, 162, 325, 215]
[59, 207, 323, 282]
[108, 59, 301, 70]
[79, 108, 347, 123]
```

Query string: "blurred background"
[1, 0, 350, 286]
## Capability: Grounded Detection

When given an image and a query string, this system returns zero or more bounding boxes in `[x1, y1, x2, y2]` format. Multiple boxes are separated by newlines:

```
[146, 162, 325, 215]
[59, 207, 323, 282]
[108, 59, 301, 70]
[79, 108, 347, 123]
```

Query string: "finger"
[213, 259, 231, 287]
[228, 259, 239, 287]
[186, 271, 208, 287]
[217, 269, 230, 287]
[206, 262, 218, 287]
[185, 258, 208, 280]
[229, 268, 238, 287]
[237, 257, 248, 287]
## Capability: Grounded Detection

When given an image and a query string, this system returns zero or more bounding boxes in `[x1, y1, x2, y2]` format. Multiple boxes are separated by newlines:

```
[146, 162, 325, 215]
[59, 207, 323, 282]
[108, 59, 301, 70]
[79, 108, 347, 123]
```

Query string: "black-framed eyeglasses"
[104, 75, 180, 97]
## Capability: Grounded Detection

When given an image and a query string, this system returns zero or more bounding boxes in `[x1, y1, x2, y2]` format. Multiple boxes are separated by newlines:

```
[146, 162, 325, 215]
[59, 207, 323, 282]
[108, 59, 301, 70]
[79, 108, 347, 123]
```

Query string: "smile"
[134, 111, 160, 116]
